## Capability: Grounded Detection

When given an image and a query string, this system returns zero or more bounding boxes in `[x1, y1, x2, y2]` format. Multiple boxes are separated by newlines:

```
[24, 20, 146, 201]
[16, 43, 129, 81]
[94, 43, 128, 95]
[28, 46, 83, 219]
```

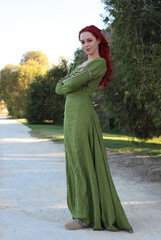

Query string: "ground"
[0, 114, 161, 240]
[108, 151, 161, 183]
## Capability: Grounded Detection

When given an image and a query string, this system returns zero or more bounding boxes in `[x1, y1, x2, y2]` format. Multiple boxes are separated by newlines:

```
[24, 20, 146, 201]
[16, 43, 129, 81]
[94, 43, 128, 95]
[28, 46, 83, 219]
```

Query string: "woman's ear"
[97, 39, 101, 44]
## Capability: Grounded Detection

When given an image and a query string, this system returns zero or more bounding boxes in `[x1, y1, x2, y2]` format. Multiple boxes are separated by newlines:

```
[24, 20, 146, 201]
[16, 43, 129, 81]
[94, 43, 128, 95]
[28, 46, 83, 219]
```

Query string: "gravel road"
[0, 114, 161, 240]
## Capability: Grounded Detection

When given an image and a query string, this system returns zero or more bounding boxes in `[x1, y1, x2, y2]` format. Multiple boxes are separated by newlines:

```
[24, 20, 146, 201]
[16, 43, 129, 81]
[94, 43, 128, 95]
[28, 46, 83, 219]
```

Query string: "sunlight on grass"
[103, 134, 161, 156]
[103, 134, 161, 144]
[19, 119, 161, 157]
[46, 135, 64, 142]
[103, 135, 136, 141]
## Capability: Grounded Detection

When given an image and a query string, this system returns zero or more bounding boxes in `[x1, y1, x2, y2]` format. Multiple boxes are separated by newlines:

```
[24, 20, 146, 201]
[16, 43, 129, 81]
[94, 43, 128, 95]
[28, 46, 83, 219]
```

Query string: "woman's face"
[80, 31, 100, 57]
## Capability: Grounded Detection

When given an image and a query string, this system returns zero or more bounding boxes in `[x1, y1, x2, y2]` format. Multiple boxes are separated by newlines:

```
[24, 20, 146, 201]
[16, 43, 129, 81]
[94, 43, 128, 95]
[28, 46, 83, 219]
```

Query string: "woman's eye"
[81, 39, 92, 44]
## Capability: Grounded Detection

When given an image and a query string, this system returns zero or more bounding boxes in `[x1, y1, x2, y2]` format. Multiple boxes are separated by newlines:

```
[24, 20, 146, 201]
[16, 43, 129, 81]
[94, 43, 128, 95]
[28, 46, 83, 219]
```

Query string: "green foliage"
[0, 52, 49, 118]
[24, 75, 50, 123]
[47, 59, 68, 124]
[73, 48, 87, 63]
[102, 0, 161, 139]
[0, 64, 21, 117]
[24, 58, 68, 124]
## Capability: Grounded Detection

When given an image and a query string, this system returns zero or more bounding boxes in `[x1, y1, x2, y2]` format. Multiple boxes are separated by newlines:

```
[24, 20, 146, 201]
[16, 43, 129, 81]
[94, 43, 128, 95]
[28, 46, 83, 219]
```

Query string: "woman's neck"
[87, 53, 100, 62]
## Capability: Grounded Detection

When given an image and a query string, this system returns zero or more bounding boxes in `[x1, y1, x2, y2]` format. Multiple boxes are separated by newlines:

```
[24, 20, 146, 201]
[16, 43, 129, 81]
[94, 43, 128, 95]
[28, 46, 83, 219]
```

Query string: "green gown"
[55, 57, 132, 232]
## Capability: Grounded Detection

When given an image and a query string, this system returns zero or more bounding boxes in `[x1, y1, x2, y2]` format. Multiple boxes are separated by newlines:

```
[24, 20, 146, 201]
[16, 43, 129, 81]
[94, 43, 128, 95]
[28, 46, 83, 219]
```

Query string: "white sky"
[0, 0, 108, 69]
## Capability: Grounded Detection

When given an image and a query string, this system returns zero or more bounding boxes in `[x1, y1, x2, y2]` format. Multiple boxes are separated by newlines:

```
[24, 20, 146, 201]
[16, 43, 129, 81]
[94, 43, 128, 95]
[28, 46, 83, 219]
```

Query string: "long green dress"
[55, 57, 132, 232]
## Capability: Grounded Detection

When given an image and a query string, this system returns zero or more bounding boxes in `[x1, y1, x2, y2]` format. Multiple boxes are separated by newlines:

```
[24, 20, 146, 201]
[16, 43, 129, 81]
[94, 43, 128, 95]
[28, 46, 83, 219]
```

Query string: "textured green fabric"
[55, 57, 132, 231]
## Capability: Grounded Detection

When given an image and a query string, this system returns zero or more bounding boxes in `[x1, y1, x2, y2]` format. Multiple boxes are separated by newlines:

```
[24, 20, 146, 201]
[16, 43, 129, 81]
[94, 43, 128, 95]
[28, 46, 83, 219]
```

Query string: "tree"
[24, 75, 51, 123]
[73, 48, 87, 63]
[20, 50, 49, 67]
[0, 64, 20, 117]
[24, 58, 68, 124]
[47, 60, 68, 124]
[0, 51, 49, 118]
[101, 0, 161, 139]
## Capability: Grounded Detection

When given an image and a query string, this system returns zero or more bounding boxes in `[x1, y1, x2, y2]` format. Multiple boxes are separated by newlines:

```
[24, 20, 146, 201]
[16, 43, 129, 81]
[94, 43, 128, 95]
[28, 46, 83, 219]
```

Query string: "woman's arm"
[55, 68, 91, 95]
[55, 58, 106, 95]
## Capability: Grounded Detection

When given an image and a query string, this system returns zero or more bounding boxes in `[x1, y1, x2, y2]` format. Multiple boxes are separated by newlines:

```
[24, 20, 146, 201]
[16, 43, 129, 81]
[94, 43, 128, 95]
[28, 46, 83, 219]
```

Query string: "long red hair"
[79, 25, 113, 87]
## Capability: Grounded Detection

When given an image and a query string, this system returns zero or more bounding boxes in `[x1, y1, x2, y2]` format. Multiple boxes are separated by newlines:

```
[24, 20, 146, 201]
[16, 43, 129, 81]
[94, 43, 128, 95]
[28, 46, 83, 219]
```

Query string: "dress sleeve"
[55, 58, 106, 95]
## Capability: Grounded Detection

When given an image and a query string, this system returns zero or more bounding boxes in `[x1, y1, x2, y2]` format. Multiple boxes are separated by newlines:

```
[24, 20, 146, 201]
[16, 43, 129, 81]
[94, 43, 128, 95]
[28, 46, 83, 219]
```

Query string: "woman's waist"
[65, 93, 92, 110]
[67, 91, 92, 97]
[66, 92, 92, 102]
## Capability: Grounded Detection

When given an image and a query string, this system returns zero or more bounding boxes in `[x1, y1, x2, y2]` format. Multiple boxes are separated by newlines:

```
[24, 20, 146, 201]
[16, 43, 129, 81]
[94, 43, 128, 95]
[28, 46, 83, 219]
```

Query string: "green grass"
[20, 119, 161, 157]
[22, 121, 64, 141]
[103, 133, 161, 157]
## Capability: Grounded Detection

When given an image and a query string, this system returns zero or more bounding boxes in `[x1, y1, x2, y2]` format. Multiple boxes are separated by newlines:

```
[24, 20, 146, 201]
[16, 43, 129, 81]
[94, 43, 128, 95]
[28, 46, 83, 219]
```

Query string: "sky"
[0, 0, 108, 69]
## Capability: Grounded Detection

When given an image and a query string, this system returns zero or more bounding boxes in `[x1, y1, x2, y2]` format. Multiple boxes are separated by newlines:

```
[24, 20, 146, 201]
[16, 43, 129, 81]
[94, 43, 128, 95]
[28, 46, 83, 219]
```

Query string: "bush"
[24, 61, 68, 124]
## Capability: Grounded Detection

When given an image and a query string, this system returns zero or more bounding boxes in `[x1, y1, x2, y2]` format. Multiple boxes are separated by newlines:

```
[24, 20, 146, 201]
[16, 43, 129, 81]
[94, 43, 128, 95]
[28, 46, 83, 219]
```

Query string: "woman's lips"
[85, 48, 90, 52]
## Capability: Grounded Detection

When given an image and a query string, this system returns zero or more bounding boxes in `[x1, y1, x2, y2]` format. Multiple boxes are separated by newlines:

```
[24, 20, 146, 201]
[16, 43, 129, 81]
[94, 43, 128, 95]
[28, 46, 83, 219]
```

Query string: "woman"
[55, 25, 133, 232]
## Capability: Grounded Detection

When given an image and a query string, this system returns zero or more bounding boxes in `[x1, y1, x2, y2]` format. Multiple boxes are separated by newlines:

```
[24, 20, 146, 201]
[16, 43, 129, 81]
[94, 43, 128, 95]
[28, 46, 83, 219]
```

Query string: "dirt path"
[0, 114, 161, 240]
[108, 151, 161, 183]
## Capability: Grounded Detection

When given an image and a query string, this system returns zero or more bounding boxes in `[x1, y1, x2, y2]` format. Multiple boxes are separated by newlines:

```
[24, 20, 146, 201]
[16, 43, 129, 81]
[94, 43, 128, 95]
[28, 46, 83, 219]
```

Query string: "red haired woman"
[55, 25, 133, 233]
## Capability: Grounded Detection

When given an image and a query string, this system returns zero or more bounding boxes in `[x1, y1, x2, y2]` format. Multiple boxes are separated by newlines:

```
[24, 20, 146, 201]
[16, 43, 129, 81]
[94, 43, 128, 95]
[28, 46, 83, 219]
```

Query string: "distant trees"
[101, 0, 161, 139]
[20, 50, 49, 67]
[0, 50, 68, 124]
[0, 64, 19, 116]
[73, 48, 87, 63]
[0, 51, 49, 118]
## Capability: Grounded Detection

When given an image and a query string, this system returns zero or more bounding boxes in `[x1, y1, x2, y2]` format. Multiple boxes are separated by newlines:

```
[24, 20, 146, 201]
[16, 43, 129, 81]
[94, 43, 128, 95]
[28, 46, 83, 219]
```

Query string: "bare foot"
[64, 221, 87, 230]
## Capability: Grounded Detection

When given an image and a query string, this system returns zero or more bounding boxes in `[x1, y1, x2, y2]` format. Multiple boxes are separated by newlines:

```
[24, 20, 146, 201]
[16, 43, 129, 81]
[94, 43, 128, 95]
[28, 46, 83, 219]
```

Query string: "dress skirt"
[64, 92, 132, 231]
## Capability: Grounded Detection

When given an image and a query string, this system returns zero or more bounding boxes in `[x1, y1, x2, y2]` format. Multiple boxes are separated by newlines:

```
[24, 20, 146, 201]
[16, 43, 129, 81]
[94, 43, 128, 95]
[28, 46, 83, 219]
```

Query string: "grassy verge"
[103, 133, 161, 157]
[21, 120, 64, 142]
[19, 119, 161, 157]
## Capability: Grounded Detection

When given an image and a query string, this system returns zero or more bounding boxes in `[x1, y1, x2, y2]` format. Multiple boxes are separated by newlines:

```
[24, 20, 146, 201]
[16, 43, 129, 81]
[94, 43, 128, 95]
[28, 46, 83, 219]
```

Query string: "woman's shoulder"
[86, 57, 107, 77]
[91, 57, 106, 64]
[86, 57, 106, 69]
[78, 57, 106, 68]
